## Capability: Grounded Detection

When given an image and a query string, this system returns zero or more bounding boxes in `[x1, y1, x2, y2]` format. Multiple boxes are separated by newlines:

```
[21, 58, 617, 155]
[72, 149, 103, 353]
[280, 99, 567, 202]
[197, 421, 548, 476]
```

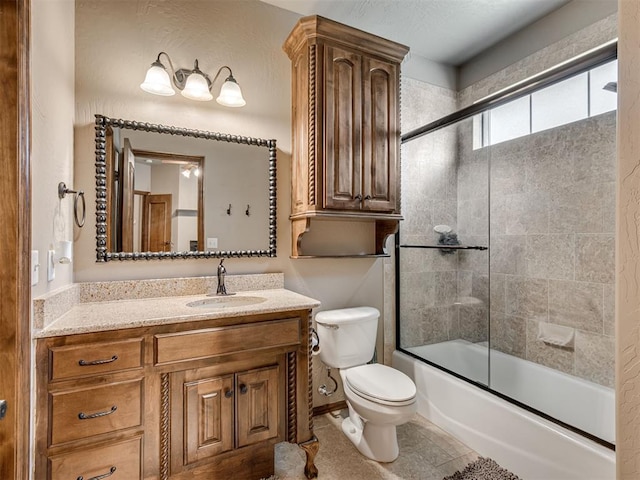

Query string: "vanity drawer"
[50, 379, 143, 446]
[49, 435, 142, 480]
[155, 318, 301, 365]
[50, 338, 144, 381]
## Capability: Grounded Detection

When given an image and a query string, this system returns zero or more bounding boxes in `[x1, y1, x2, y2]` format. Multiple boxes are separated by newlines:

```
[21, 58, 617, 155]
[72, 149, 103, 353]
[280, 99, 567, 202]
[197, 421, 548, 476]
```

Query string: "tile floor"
[275, 410, 478, 480]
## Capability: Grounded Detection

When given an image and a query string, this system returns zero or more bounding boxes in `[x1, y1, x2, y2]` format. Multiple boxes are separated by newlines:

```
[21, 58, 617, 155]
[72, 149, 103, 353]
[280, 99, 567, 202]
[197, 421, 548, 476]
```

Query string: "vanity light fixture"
[140, 52, 246, 107]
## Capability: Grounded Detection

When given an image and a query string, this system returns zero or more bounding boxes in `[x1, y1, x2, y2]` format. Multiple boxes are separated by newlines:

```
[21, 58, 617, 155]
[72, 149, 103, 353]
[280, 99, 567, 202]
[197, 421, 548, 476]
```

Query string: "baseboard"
[313, 400, 347, 417]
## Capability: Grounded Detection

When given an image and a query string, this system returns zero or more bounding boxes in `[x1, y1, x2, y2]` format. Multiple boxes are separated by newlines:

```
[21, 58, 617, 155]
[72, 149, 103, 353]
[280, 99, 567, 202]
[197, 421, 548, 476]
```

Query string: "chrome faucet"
[216, 259, 228, 295]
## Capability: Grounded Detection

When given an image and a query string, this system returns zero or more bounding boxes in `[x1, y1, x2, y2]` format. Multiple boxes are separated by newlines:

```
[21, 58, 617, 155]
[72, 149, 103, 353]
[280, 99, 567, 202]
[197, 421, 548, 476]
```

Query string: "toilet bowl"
[315, 307, 417, 462]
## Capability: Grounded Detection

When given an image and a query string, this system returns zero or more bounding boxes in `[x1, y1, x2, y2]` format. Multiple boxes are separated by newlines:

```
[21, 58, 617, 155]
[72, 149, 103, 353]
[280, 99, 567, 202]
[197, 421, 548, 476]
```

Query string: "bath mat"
[443, 457, 522, 480]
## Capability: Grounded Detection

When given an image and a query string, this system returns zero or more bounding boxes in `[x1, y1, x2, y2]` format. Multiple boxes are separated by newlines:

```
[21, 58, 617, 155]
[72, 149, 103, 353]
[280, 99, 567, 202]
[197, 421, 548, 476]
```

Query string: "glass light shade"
[216, 78, 246, 107]
[181, 72, 213, 101]
[140, 65, 175, 96]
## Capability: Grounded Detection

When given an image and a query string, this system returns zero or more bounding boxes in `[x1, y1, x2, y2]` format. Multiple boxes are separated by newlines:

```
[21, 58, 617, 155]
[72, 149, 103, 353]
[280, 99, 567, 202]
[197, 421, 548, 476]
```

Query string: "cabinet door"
[183, 374, 234, 464]
[323, 45, 363, 210]
[236, 365, 279, 448]
[362, 57, 399, 212]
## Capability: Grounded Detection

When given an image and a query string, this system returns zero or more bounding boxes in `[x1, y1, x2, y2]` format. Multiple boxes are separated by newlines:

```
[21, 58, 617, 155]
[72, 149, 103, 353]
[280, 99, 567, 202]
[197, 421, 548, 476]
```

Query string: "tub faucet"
[216, 259, 228, 295]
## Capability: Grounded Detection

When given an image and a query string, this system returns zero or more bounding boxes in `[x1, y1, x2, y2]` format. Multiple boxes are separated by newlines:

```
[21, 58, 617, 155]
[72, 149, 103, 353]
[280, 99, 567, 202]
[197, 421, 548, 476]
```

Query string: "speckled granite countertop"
[33, 274, 320, 338]
[34, 289, 320, 338]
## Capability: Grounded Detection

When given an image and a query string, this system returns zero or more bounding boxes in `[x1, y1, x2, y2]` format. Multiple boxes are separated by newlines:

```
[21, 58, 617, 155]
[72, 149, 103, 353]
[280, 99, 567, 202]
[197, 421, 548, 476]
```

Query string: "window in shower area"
[397, 54, 616, 446]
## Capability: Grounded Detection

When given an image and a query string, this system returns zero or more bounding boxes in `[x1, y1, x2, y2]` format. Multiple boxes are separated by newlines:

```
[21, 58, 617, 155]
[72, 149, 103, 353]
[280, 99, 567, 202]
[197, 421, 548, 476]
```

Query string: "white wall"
[31, 0, 75, 296]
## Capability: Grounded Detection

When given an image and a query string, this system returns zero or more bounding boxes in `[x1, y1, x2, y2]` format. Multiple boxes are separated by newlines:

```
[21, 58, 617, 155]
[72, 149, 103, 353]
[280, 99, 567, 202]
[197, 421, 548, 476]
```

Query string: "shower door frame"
[395, 40, 618, 451]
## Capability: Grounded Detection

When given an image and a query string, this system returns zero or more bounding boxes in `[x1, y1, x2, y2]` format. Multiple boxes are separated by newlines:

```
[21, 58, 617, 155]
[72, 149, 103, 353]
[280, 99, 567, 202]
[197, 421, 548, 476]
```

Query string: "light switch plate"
[207, 237, 218, 249]
[31, 250, 39, 286]
[47, 250, 55, 282]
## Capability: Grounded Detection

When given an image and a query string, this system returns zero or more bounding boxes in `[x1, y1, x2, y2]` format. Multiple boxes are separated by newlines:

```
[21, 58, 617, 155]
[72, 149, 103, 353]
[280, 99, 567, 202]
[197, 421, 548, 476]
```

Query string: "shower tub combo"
[396, 43, 617, 479]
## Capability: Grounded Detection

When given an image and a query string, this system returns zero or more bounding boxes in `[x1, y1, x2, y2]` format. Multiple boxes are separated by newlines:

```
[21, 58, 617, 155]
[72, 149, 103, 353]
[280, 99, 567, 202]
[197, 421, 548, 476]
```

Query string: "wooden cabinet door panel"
[362, 57, 398, 212]
[184, 374, 234, 464]
[236, 365, 279, 448]
[323, 45, 363, 210]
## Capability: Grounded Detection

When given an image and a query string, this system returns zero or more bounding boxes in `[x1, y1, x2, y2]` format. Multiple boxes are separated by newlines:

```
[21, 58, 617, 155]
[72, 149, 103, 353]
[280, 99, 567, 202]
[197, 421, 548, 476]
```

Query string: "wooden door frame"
[0, 1, 31, 479]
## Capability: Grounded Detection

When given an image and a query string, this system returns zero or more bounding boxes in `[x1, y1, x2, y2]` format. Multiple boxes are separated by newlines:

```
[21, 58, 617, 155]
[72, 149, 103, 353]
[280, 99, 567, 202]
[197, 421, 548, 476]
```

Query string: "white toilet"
[315, 307, 417, 463]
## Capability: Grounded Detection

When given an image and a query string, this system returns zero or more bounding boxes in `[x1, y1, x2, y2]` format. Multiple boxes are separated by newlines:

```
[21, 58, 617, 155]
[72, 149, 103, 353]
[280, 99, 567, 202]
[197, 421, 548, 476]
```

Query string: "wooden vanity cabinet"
[284, 15, 409, 256]
[35, 309, 318, 480]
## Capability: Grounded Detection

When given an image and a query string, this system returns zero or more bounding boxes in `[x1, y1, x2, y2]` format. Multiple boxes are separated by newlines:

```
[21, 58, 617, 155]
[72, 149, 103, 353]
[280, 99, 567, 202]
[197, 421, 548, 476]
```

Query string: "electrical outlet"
[207, 237, 218, 249]
[31, 250, 39, 286]
[47, 250, 55, 282]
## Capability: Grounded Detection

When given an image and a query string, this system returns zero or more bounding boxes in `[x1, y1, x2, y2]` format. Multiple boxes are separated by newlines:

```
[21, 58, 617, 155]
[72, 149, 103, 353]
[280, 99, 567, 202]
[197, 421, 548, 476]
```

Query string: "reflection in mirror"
[95, 115, 276, 262]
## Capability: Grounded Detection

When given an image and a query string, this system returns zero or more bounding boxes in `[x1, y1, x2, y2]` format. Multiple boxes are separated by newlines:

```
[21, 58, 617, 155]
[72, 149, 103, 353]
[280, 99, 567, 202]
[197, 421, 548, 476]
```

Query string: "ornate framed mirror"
[94, 115, 276, 261]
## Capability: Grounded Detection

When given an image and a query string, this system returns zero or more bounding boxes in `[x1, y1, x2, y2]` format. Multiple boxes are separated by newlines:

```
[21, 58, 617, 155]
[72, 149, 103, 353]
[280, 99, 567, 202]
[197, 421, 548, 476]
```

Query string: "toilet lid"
[345, 364, 416, 405]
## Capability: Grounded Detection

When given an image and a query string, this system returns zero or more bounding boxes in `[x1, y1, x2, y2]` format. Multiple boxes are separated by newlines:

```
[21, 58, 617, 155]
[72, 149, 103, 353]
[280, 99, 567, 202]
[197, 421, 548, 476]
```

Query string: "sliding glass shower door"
[398, 116, 490, 386]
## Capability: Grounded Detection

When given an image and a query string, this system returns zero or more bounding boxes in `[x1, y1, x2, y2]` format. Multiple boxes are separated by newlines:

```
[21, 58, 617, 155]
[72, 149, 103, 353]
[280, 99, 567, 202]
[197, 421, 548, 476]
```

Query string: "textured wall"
[33, 0, 391, 411]
[616, 0, 640, 476]
[31, 0, 75, 296]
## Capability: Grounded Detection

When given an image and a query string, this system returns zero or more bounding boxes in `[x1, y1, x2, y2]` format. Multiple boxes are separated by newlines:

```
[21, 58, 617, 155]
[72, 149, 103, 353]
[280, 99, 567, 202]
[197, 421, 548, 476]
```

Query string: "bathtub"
[393, 341, 616, 480]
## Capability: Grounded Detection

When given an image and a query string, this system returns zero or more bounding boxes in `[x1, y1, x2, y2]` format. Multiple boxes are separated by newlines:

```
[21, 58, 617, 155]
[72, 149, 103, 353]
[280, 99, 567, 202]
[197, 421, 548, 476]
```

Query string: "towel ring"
[58, 182, 86, 228]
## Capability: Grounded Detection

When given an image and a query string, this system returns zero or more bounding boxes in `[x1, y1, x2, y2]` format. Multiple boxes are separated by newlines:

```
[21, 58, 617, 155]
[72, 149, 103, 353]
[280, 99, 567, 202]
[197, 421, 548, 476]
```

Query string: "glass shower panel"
[487, 91, 617, 443]
[399, 116, 490, 385]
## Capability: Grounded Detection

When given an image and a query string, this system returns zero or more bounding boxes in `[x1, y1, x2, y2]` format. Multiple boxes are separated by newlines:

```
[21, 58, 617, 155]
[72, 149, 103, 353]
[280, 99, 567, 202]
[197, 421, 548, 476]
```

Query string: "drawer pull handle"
[78, 355, 118, 366]
[224, 389, 234, 398]
[77, 466, 116, 480]
[78, 405, 117, 420]
[364, 194, 372, 200]
[239, 384, 248, 394]
[354, 194, 362, 201]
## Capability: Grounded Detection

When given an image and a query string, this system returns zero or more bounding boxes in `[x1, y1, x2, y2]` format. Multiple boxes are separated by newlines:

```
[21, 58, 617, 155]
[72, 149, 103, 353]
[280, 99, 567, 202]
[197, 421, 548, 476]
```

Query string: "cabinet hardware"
[225, 389, 234, 398]
[239, 384, 248, 394]
[0, 400, 6, 420]
[77, 466, 116, 480]
[78, 405, 117, 420]
[78, 355, 118, 366]
[364, 195, 372, 200]
[354, 194, 362, 201]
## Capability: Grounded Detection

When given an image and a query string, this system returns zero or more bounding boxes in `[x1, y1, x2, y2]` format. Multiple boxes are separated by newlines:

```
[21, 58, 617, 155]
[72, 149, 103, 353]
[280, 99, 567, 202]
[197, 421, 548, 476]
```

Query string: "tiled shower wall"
[399, 78, 459, 348]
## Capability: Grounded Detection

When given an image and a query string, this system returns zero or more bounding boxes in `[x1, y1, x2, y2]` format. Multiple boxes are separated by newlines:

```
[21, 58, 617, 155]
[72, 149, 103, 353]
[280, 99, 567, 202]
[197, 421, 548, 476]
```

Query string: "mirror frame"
[94, 114, 277, 262]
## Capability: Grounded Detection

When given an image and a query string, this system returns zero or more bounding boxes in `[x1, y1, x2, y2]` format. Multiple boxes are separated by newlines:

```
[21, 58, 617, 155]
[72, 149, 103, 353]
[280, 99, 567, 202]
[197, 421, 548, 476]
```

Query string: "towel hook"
[58, 182, 86, 228]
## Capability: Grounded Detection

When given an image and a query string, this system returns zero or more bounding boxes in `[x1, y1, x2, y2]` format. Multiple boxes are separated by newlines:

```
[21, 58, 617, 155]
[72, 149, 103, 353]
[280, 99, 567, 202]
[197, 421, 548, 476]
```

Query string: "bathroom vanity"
[33, 280, 320, 480]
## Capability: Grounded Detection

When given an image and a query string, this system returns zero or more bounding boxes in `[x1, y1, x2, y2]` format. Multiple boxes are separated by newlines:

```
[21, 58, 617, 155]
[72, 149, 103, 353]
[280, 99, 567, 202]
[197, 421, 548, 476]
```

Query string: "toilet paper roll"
[311, 335, 321, 356]
[57, 240, 73, 264]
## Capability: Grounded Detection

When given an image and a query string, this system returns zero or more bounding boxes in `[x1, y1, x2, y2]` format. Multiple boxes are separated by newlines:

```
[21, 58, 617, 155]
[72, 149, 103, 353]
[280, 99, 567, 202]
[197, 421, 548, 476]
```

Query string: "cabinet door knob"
[354, 194, 362, 201]
[239, 384, 248, 394]
[224, 389, 233, 398]
[364, 195, 372, 200]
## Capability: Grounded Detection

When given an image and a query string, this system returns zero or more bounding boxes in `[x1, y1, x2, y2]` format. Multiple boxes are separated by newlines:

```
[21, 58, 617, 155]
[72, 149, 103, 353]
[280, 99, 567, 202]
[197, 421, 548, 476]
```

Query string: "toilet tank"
[315, 307, 379, 368]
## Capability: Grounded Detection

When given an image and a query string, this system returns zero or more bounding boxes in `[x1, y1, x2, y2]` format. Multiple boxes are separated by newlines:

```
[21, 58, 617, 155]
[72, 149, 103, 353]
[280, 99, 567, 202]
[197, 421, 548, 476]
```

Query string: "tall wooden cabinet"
[284, 15, 409, 257]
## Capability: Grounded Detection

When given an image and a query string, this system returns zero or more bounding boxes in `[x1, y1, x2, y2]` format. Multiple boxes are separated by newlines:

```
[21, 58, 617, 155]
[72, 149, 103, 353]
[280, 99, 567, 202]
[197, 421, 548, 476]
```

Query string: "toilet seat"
[345, 364, 416, 406]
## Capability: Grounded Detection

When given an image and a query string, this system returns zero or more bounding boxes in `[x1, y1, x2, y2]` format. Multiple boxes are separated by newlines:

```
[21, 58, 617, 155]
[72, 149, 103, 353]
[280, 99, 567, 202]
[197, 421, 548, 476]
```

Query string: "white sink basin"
[186, 296, 267, 309]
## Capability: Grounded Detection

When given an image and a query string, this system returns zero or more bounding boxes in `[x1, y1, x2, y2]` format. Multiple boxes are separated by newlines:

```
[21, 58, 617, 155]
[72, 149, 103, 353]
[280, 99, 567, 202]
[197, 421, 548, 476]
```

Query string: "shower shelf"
[400, 244, 488, 251]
